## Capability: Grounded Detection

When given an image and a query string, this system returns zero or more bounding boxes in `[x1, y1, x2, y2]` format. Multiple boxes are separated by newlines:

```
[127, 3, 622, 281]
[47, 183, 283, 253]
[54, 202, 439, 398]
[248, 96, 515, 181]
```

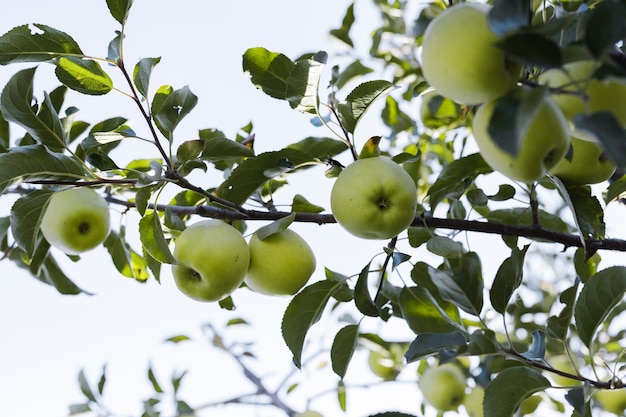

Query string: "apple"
[40, 187, 111, 255]
[472, 87, 570, 183]
[420, 3, 521, 105]
[463, 386, 485, 417]
[245, 228, 316, 296]
[367, 343, 406, 381]
[595, 389, 626, 414]
[330, 156, 418, 240]
[549, 136, 616, 185]
[537, 60, 626, 140]
[548, 355, 580, 387]
[418, 363, 467, 412]
[171, 220, 250, 302]
[295, 411, 323, 417]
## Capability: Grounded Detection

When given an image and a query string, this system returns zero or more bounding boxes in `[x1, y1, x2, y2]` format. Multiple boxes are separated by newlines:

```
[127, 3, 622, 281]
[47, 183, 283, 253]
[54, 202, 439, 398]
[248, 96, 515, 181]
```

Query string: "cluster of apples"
[421, 2, 626, 185]
[40, 188, 317, 302]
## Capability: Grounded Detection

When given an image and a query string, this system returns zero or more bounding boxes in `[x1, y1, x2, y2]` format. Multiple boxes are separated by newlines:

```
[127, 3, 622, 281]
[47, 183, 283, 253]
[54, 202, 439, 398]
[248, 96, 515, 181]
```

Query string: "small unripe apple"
[295, 411, 323, 417]
[549, 136, 615, 185]
[330, 156, 417, 240]
[595, 389, 626, 415]
[418, 363, 467, 412]
[463, 386, 485, 417]
[40, 187, 111, 255]
[421, 3, 521, 104]
[367, 343, 406, 381]
[245, 228, 316, 296]
[472, 88, 570, 183]
[172, 220, 250, 302]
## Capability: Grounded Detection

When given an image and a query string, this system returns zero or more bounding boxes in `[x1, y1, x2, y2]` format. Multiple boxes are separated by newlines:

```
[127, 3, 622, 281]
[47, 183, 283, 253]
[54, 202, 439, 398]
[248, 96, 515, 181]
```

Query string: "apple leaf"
[605, 174, 626, 204]
[200, 137, 254, 160]
[152, 85, 198, 141]
[584, 0, 626, 57]
[291, 194, 324, 213]
[10, 189, 53, 255]
[331, 324, 360, 379]
[287, 51, 327, 114]
[553, 180, 605, 241]
[426, 236, 464, 258]
[546, 281, 579, 340]
[486, 208, 570, 234]
[465, 329, 500, 356]
[0, 145, 85, 193]
[106, 0, 134, 25]
[498, 33, 561, 69]
[334, 60, 374, 90]
[138, 211, 176, 264]
[404, 331, 467, 363]
[1, 68, 67, 152]
[436, 252, 484, 316]
[133, 57, 161, 100]
[255, 213, 296, 240]
[216, 148, 315, 205]
[489, 0, 530, 36]
[519, 329, 546, 360]
[574, 247, 600, 283]
[355, 261, 379, 317]
[574, 266, 626, 349]
[329, 2, 355, 47]
[55, 57, 113, 95]
[368, 413, 418, 417]
[490, 245, 529, 315]
[104, 229, 150, 282]
[282, 279, 343, 368]
[0, 24, 83, 64]
[574, 112, 626, 168]
[483, 367, 551, 417]
[398, 286, 465, 335]
[337, 80, 396, 133]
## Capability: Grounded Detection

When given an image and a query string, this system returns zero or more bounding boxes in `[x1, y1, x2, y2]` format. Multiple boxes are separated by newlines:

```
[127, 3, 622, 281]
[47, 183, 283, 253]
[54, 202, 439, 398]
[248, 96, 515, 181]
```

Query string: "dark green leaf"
[466, 329, 500, 356]
[498, 33, 561, 69]
[437, 252, 484, 316]
[426, 236, 464, 258]
[556, 182, 605, 240]
[138, 212, 175, 264]
[574, 266, 626, 348]
[133, 57, 161, 100]
[335, 60, 373, 89]
[355, 262, 379, 317]
[0, 24, 83, 64]
[329, 3, 355, 47]
[489, 0, 530, 36]
[484, 367, 551, 417]
[55, 57, 113, 95]
[0, 145, 85, 192]
[407, 227, 432, 248]
[106, 0, 134, 25]
[78, 369, 96, 402]
[486, 208, 570, 234]
[216, 148, 314, 204]
[330, 324, 359, 379]
[337, 80, 395, 133]
[282, 280, 342, 368]
[200, 137, 254, 160]
[10, 189, 53, 255]
[398, 286, 464, 335]
[490, 245, 529, 315]
[404, 331, 467, 363]
[286, 136, 348, 160]
[255, 213, 295, 240]
[584, 0, 626, 57]
[153, 85, 198, 141]
[547, 281, 579, 340]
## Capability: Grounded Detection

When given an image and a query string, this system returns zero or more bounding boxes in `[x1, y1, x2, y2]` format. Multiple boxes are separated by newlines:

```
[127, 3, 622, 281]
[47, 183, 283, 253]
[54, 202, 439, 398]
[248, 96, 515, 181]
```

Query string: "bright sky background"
[2, 2, 626, 417]
[0, 2, 432, 417]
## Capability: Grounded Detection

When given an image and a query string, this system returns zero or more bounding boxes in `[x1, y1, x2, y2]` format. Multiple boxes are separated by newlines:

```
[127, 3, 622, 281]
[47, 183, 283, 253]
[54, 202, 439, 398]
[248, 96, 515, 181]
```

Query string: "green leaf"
[584, 0, 626, 57]
[133, 57, 161, 100]
[78, 369, 97, 402]
[0, 145, 85, 193]
[243, 47, 295, 100]
[490, 245, 529, 315]
[138, 211, 175, 264]
[466, 329, 499, 356]
[104, 229, 150, 281]
[484, 367, 551, 417]
[427, 153, 492, 210]
[287, 52, 327, 114]
[330, 324, 359, 379]
[337, 80, 396, 134]
[10, 189, 53, 255]
[498, 33, 561, 69]
[216, 148, 314, 204]
[255, 213, 296, 240]
[404, 331, 467, 363]
[486, 208, 570, 234]
[437, 252, 484, 316]
[488, 0, 530, 35]
[558, 182, 605, 240]
[546, 281, 579, 340]
[291, 194, 324, 213]
[55, 57, 113, 95]
[605, 174, 626, 203]
[398, 286, 464, 335]
[0, 24, 83, 64]
[153, 85, 198, 141]
[200, 137, 254, 160]
[106, 0, 134, 25]
[34, 253, 86, 294]
[355, 262, 379, 317]
[335, 60, 373, 90]
[147, 366, 163, 393]
[426, 236, 464, 258]
[329, 3, 355, 47]
[1, 68, 67, 152]
[574, 266, 626, 349]
[282, 280, 342, 368]
[286, 136, 348, 160]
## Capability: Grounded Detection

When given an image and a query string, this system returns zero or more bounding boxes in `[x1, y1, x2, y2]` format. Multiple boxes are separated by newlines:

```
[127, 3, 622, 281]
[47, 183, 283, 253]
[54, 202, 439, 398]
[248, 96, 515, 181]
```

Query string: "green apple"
[330, 156, 418, 240]
[537, 60, 626, 140]
[295, 411, 323, 417]
[245, 228, 316, 296]
[548, 355, 580, 387]
[367, 343, 406, 381]
[171, 220, 250, 302]
[595, 389, 626, 414]
[40, 187, 111, 255]
[418, 363, 467, 412]
[549, 136, 616, 185]
[420, 3, 521, 105]
[463, 386, 485, 417]
[472, 87, 570, 183]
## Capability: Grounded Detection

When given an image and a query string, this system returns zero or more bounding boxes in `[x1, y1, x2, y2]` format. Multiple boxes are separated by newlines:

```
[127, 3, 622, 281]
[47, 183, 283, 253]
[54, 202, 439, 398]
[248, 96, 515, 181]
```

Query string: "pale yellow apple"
[40, 187, 111, 255]
[549, 136, 616, 185]
[330, 156, 417, 240]
[463, 386, 485, 417]
[595, 389, 626, 414]
[421, 3, 521, 104]
[472, 87, 570, 183]
[418, 363, 466, 412]
[245, 228, 316, 296]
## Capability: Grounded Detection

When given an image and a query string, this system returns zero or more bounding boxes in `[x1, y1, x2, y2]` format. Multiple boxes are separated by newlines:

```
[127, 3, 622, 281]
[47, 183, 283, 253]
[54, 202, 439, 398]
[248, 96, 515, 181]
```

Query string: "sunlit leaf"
[55, 57, 113, 95]
[0, 24, 83, 64]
